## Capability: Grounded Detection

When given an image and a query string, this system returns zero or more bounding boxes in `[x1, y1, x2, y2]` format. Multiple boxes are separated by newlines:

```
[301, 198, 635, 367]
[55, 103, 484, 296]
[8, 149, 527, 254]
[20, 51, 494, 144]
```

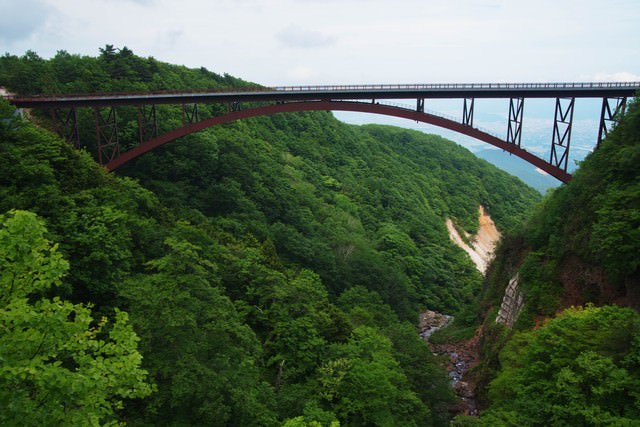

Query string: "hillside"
[485, 97, 640, 322]
[0, 47, 541, 426]
[462, 98, 640, 426]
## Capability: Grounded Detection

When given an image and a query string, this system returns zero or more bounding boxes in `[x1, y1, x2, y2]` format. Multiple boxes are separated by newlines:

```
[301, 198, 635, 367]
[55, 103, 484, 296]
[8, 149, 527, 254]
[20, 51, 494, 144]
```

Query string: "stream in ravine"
[415, 206, 497, 414]
[428, 205, 500, 415]
[419, 310, 479, 416]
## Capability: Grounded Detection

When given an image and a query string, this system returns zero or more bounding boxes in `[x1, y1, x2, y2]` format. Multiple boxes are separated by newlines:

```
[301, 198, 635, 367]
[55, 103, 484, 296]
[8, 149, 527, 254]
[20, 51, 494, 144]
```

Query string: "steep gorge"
[419, 206, 503, 416]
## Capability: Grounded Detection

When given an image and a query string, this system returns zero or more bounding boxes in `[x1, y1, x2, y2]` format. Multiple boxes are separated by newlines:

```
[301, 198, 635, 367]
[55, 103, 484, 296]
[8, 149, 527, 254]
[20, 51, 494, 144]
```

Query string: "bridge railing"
[272, 82, 640, 92]
[5, 81, 639, 102]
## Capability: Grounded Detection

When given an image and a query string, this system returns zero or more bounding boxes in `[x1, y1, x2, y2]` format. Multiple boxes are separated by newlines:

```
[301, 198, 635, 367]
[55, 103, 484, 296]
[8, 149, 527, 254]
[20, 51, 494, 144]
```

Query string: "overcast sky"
[1, 0, 639, 86]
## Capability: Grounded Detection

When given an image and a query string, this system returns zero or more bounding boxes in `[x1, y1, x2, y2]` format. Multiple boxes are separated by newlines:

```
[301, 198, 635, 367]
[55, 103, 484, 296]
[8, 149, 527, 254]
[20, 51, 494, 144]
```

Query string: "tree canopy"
[471, 97, 640, 426]
[0, 47, 545, 426]
[0, 210, 152, 426]
[482, 305, 640, 426]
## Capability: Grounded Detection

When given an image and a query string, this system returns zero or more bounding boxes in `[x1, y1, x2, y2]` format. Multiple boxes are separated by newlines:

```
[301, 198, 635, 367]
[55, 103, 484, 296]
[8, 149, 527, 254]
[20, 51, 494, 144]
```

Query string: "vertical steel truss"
[52, 108, 80, 149]
[182, 103, 199, 125]
[94, 106, 119, 165]
[137, 104, 158, 144]
[417, 98, 425, 113]
[463, 98, 474, 127]
[230, 101, 241, 112]
[507, 97, 524, 146]
[597, 96, 627, 147]
[550, 97, 575, 172]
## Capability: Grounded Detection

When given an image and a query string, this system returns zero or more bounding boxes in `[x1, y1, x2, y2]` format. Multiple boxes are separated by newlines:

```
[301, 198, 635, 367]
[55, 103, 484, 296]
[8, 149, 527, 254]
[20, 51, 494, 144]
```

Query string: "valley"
[1, 48, 639, 427]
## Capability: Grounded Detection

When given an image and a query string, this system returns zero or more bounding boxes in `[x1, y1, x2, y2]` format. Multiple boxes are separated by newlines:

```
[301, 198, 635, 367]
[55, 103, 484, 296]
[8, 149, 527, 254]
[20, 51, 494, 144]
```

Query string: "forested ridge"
[0, 47, 543, 426]
[458, 97, 640, 426]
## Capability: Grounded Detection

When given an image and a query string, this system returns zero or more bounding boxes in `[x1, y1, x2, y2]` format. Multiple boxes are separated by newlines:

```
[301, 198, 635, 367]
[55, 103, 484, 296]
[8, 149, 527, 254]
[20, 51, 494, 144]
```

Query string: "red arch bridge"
[7, 82, 640, 182]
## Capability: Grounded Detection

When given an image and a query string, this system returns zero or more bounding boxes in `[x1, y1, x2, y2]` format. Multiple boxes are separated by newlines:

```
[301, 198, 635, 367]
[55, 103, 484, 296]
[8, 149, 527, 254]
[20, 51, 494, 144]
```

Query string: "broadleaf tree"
[0, 210, 153, 426]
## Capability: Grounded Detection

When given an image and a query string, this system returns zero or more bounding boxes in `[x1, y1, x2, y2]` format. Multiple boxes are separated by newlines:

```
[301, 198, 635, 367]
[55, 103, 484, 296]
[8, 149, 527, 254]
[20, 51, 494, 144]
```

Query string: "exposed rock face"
[446, 206, 501, 275]
[556, 253, 640, 308]
[496, 274, 525, 328]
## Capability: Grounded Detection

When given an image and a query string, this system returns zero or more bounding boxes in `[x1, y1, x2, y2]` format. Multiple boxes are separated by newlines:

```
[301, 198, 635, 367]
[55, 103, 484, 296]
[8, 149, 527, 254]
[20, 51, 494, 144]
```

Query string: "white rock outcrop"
[496, 274, 525, 328]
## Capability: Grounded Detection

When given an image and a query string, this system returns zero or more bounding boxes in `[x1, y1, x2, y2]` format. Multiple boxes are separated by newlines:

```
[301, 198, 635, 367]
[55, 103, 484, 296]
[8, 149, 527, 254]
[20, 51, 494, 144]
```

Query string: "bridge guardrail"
[273, 82, 640, 92]
[8, 82, 640, 102]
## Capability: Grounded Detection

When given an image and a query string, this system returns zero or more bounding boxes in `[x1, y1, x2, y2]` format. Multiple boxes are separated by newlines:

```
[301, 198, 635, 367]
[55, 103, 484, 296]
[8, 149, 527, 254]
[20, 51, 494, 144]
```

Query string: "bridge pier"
[95, 106, 120, 165]
[507, 97, 524, 147]
[463, 98, 474, 127]
[137, 104, 158, 144]
[182, 103, 199, 125]
[598, 97, 627, 147]
[550, 97, 575, 172]
[52, 108, 80, 149]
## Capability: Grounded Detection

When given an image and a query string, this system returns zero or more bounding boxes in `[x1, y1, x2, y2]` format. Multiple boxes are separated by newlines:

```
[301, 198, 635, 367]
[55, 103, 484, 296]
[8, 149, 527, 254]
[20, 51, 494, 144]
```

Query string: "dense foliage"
[460, 305, 640, 427]
[1, 47, 541, 425]
[489, 305, 640, 426]
[466, 98, 640, 425]
[484, 97, 640, 323]
[0, 210, 152, 426]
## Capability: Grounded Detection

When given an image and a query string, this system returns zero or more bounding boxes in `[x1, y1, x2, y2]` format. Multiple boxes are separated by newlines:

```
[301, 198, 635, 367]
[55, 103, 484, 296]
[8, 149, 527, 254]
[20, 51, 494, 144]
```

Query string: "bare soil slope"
[446, 206, 501, 274]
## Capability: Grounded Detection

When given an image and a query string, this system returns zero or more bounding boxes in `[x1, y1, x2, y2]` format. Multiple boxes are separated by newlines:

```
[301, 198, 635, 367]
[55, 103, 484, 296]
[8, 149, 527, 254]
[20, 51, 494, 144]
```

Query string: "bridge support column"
[598, 97, 627, 147]
[95, 106, 120, 165]
[417, 98, 424, 113]
[507, 97, 524, 146]
[550, 97, 575, 172]
[463, 98, 474, 127]
[51, 108, 80, 149]
[182, 103, 199, 125]
[138, 104, 158, 144]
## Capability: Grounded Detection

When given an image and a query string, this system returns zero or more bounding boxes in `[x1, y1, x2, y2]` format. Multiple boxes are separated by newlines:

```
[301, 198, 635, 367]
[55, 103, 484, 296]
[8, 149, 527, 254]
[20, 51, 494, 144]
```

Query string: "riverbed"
[419, 310, 479, 416]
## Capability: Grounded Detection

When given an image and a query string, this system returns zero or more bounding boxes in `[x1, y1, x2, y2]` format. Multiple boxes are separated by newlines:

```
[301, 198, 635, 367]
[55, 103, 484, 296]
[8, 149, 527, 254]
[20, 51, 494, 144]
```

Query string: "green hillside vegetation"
[1, 47, 541, 426]
[461, 98, 640, 426]
[0, 210, 153, 426]
[481, 97, 640, 327]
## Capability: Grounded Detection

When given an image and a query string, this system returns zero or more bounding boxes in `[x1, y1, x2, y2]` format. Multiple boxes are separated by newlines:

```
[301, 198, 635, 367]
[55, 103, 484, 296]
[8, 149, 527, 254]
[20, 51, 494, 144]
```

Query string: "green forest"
[461, 93, 640, 426]
[1, 46, 639, 426]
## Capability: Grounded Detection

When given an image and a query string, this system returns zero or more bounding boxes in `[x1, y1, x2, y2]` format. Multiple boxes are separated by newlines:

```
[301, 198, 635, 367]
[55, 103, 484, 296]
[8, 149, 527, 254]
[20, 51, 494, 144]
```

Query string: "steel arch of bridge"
[106, 100, 572, 181]
[8, 82, 639, 182]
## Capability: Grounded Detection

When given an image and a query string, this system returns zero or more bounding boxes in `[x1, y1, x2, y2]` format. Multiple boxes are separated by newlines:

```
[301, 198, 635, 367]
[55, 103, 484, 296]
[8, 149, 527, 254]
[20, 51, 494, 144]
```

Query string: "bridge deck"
[7, 82, 640, 108]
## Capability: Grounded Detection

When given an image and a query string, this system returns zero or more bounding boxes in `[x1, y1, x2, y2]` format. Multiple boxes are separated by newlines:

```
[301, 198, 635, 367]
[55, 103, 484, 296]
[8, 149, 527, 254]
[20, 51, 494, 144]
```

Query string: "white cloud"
[285, 66, 321, 81]
[588, 72, 640, 82]
[276, 25, 336, 49]
[0, 0, 52, 44]
[154, 29, 184, 50]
